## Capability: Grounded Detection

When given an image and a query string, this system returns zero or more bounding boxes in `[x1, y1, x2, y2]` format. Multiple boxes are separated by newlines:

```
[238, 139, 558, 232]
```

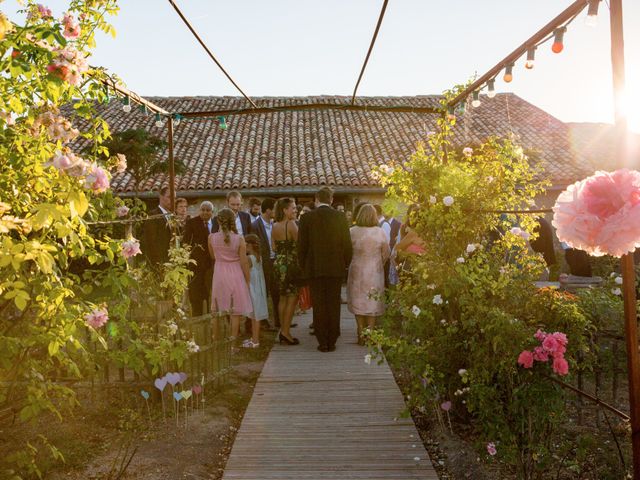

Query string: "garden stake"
[140, 390, 151, 426]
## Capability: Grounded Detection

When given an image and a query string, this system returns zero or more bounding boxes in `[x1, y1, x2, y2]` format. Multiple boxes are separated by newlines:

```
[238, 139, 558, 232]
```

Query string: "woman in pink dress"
[347, 204, 390, 345]
[208, 208, 252, 343]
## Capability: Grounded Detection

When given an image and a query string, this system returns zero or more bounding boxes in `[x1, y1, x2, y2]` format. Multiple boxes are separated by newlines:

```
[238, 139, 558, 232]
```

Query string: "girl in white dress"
[244, 235, 268, 348]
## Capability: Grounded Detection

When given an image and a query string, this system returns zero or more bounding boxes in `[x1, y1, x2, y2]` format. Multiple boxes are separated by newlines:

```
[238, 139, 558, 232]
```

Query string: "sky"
[4, 0, 640, 132]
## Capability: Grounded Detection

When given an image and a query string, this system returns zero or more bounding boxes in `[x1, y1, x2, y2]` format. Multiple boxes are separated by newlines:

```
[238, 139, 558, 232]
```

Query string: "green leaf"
[48, 341, 60, 356]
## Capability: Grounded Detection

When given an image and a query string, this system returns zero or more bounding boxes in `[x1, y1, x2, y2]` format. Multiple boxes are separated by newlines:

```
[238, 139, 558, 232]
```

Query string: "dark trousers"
[188, 267, 212, 316]
[310, 277, 342, 347]
[264, 259, 280, 327]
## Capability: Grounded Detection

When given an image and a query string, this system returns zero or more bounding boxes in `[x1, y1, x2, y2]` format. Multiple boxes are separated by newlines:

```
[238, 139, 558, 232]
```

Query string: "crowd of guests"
[141, 185, 438, 352]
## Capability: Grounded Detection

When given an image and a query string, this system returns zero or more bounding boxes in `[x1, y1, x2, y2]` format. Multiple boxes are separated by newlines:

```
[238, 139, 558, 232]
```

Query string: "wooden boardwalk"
[222, 304, 438, 480]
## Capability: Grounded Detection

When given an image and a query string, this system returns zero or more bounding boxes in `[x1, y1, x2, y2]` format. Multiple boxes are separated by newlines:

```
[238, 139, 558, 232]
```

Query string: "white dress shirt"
[378, 216, 391, 243]
[235, 213, 244, 235]
[261, 216, 275, 259]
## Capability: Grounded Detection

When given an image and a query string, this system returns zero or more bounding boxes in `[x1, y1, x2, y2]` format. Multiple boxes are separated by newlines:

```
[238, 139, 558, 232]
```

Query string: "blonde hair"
[355, 204, 378, 227]
[217, 208, 237, 245]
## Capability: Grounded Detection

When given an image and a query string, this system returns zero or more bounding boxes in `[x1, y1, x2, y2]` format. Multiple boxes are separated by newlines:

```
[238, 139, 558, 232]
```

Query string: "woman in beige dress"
[347, 204, 390, 345]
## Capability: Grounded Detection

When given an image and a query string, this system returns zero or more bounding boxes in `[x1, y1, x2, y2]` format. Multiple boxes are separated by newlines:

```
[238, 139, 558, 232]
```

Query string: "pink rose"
[440, 401, 452, 412]
[121, 239, 141, 259]
[62, 13, 81, 38]
[486, 442, 497, 456]
[52, 152, 73, 171]
[552, 356, 569, 376]
[533, 346, 549, 362]
[552, 332, 568, 347]
[85, 307, 108, 328]
[38, 4, 53, 18]
[116, 205, 130, 217]
[517, 350, 534, 369]
[534, 329, 547, 342]
[542, 335, 560, 354]
[115, 153, 127, 173]
[84, 165, 110, 193]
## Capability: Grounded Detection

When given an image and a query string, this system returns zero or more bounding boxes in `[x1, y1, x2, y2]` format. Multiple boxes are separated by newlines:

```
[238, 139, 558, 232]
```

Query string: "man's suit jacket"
[182, 215, 214, 272]
[212, 210, 251, 236]
[250, 217, 273, 270]
[141, 206, 172, 266]
[298, 205, 352, 279]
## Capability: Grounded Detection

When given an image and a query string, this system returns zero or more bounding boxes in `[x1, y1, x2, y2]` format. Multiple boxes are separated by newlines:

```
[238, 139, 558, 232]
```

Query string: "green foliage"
[371, 88, 597, 479]
[0, 3, 194, 477]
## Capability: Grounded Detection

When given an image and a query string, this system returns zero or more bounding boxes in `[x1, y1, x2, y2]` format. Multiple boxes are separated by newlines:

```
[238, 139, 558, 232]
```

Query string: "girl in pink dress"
[208, 208, 252, 343]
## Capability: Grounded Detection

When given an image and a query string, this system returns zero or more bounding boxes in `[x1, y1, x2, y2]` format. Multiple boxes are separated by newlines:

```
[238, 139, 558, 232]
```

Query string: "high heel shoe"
[279, 333, 299, 345]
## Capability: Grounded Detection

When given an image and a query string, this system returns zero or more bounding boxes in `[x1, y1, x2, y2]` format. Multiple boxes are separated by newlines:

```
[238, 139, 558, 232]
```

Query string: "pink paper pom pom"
[552, 169, 640, 257]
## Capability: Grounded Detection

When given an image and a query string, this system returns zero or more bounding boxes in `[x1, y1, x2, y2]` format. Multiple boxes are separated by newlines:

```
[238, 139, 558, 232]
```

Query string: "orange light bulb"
[551, 27, 566, 54]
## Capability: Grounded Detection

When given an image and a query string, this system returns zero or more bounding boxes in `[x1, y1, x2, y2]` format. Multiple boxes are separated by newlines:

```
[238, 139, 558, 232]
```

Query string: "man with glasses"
[183, 201, 215, 316]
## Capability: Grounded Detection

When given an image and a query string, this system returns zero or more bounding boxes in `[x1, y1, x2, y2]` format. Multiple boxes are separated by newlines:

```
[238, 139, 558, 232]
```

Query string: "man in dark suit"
[298, 187, 352, 352]
[212, 190, 252, 236]
[182, 201, 214, 316]
[141, 185, 173, 269]
[250, 198, 280, 330]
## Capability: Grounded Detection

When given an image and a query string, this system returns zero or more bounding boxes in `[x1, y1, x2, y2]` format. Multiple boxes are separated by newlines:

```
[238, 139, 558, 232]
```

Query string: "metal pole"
[610, 0, 639, 476]
[168, 118, 176, 213]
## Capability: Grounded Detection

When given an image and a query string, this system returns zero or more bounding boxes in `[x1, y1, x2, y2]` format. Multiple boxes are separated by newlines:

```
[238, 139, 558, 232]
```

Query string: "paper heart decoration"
[166, 372, 181, 386]
[192, 385, 202, 395]
[154, 377, 168, 391]
[140, 390, 150, 400]
[178, 372, 188, 384]
[181, 390, 192, 400]
[173, 391, 182, 401]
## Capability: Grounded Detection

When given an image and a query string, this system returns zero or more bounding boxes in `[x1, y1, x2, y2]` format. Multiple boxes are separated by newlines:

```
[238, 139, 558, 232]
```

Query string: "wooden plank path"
[222, 305, 438, 480]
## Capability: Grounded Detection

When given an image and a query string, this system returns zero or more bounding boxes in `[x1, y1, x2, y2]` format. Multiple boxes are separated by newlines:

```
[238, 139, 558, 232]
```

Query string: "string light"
[471, 91, 481, 108]
[551, 27, 566, 53]
[217, 116, 228, 130]
[155, 113, 163, 128]
[446, 106, 455, 120]
[503, 64, 514, 83]
[585, 0, 600, 27]
[139, 104, 148, 115]
[173, 114, 183, 126]
[487, 79, 496, 99]
[455, 100, 466, 116]
[525, 47, 536, 69]
[122, 96, 131, 113]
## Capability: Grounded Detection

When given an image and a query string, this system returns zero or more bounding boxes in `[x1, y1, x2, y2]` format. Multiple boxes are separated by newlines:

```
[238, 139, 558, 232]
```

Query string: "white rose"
[456, 257, 465, 264]
[466, 243, 476, 253]
[458, 369, 467, 376]
[432, 294, 443, 305]
[612, 288, 622, 296]
[429, 195, 437, 204]
[443, 196, 454, 207]
[411, 305, 421, 317]
[364, 354, 372, 365]
[615, 276, 623, 285]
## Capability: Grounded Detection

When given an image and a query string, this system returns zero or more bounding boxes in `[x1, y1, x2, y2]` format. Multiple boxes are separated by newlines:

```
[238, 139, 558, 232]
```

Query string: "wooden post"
[168, 118, 176, 212]
[622, 253, 640, 478]
[610, 0, 639, 475]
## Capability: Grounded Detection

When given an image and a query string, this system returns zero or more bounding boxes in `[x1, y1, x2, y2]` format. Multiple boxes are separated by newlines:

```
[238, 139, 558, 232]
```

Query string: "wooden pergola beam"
[447, 0, 589, 108]
[177, 102, 442, 119]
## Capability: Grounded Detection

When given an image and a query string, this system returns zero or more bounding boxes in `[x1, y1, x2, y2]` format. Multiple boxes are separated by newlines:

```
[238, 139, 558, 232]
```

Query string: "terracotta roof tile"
[81, 94, 591, 193]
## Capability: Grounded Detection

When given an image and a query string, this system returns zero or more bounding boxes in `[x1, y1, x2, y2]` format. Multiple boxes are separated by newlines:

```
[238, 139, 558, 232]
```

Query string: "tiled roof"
[83, 94, 593, 193]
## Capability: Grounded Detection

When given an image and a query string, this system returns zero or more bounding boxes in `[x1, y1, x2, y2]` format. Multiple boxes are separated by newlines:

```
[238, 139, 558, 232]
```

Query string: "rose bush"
[369, 90, 596, 479]
[0, 3, 193, 476]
